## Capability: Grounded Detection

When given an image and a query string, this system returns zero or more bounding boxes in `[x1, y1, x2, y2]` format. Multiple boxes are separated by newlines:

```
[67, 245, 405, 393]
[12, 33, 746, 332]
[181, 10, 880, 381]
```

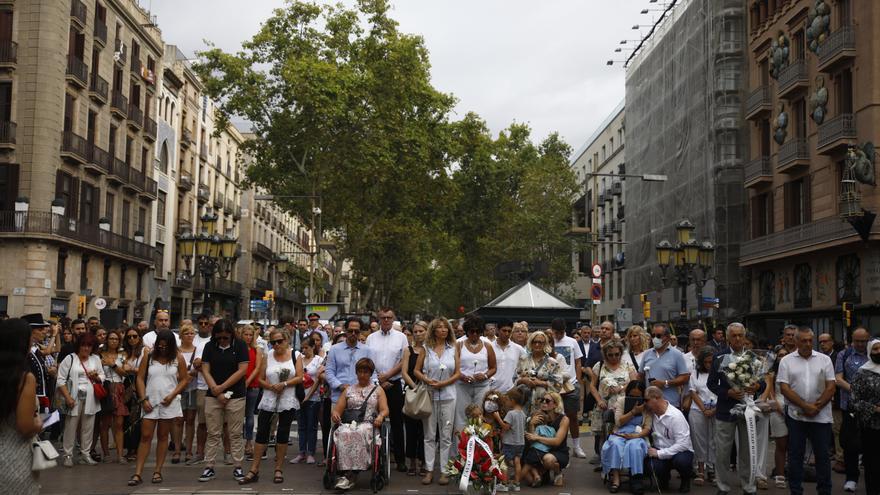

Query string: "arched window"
[158, 141, 169, 174]
[170, 102, 175, 125]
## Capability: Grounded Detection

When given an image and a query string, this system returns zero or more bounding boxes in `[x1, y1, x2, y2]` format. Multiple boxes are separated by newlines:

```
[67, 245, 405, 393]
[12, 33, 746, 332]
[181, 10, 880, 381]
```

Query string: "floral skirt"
[335, 422, 379, 471]
[109, 382, 130, 416]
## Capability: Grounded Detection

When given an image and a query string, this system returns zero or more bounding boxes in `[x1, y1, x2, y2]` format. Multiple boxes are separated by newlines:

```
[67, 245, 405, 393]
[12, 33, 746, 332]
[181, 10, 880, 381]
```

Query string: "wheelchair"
[322, 419, 391, 493]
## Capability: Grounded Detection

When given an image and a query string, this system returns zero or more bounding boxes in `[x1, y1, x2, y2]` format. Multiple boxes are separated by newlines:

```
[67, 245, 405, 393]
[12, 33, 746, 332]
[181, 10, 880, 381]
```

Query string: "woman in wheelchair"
[330, 358, 389, 491]
[601, 380, 652, 493]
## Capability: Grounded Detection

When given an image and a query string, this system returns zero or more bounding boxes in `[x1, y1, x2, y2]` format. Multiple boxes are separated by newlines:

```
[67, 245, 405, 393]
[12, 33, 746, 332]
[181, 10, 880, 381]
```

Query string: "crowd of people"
[2, 307, 880, 495]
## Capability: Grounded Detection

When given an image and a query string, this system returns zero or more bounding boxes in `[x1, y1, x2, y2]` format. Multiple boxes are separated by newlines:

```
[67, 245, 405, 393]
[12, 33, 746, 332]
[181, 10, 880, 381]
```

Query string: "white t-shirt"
[491, 340, 526, 392]
[142, 329, 181, 349]
[553, 335, 583, 389]
[193, 334, 212, 391]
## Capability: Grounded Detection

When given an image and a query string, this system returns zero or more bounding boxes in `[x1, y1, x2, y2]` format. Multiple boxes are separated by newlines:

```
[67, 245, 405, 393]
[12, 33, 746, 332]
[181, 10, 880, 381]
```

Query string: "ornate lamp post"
[176, 209, 239, 313]
[655, 219, 715, 328]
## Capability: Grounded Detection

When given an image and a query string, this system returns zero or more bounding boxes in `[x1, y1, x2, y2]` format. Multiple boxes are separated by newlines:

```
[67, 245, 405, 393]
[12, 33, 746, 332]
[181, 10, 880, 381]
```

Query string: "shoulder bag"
[341, 385, 378, 424]
[81, 357, 108, 401]
[403, 382, 432, 419]
[32, 437, 59, 471]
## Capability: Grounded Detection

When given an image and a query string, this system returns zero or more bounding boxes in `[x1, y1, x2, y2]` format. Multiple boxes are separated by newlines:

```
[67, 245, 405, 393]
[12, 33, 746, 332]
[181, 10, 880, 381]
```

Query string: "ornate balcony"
[84, 142, 110, 175]
[70, 0, 87, 28]
[65, 55, 88, 89]
[110, 91, 128, 119]
[60, 131, 88, 164]
[88, 73, 108, 104]
[817, 113, 856, 155]
[143, 116, 157, 141]
[776, 138, 810, 173]
[214, 192, 225, 210]
[0, 210, 152, 264]
[0, 40, 17, 66]
[612, 181, 622, 196]
[197, 183, 210, 203]
[199, 143, 208, 161]
[178, 171, 193, 191]
[817, 26, 856, 73]
[125, 167, 145, 193]
[744, 156, 772, 188]
[142, 177, 157, 200]
[741, 216, 858, 265]
[253, 242, 273, 261]
[745, 86, 771, 121]
[93, 20, 107, 47]
[131, 57, 142, 77]
[127, 104, 143, 130]
[181, 128, 193, 148]
[0, 120, 16, 148]
[777, 61, 809, 99]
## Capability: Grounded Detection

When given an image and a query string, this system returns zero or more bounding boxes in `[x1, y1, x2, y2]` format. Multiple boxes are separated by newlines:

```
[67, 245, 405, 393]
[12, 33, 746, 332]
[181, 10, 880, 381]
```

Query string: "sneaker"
[78, 455, 98, 465]
[496, 483, 509, 492]
[63, 455, 74, 468]
[233, 467, 245, 481]
[307, 455, 316, 464]
[573, 445, 587, 458]
[844, 481, 857, 492]
[198, 467, 216, 482]
[289, 453, 307, 464]
[511, 482, 521, 492]
[261, 450, 268, 460]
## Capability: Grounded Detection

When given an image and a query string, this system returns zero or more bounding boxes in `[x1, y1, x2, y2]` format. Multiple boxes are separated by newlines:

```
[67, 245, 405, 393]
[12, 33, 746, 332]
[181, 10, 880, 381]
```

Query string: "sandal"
[171, 453, 181, 464]
[151, 472, 163, 484]
[239, 470, 259, 485]
[274, 469, 284, 484]
[127, 474, 142, 486]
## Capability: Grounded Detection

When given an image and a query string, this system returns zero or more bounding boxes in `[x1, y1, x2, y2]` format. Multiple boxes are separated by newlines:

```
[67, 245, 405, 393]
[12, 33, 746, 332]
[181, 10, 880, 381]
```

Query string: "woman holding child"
[521, 391, 570, 487]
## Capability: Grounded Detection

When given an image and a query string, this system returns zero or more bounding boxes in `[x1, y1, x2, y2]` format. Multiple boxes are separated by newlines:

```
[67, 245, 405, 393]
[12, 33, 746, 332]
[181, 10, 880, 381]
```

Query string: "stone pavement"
[39, 432, 845, 495]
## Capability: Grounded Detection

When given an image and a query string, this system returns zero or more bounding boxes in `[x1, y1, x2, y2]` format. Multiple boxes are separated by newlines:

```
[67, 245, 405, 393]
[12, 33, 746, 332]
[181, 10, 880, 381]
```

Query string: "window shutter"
[69, 176, 79, 219]
[750, 195, 759, 238]
[1, 163, 17, 210]
[803, 174, 812, 223]
[767, 191, 774, 235]
[783, 182, 792, 229]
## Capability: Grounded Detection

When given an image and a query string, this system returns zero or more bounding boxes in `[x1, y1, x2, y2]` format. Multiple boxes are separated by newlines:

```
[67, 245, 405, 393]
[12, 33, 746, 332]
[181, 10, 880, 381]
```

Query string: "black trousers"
[386, 380, 406, 464]
[320, 397, 331, 456]
[404, 414, 424, 461]
[863, 427, 880, 495]
[649, 451, 694, 487]
[840, 410, 861, 483]
[256, 408, 297, 445]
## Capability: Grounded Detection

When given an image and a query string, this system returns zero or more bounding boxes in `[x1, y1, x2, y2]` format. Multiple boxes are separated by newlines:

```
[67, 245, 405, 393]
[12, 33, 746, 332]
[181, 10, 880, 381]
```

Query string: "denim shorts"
[501, 444, 524, 462]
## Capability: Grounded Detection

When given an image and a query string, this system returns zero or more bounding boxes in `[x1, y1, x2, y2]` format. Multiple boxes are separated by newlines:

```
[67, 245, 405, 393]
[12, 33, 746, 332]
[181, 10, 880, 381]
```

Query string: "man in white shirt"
[365, 307, 409, 471]
[551, 318, 586, 458]
[190, 313, 215, 463]
[142, 309, 181, 348]
[490, 319, 525, 393]
[681, 328, 707, 414]
[777, 326, 836, 495]
[645, 385, 694, 493]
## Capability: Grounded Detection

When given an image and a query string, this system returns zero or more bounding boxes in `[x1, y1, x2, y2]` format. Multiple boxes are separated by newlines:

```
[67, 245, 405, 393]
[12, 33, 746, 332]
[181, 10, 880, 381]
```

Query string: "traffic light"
[640, 293, 650, 319]
[78, 295, 87, 316]
[263, 290, 275, 302]
[843, 302, 853, 327]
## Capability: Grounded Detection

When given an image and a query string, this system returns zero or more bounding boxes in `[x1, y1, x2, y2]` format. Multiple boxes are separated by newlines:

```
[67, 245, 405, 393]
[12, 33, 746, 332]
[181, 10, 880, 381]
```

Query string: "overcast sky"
[146, 0, 647, 152]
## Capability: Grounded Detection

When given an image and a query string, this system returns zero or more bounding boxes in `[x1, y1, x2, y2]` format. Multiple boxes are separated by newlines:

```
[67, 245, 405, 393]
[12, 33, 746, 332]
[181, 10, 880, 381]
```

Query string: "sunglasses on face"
[606, 352, 621, 358]
[540, 398, 555, 404]
[270, 339, 285, 346]
[127, 334, 139, 339]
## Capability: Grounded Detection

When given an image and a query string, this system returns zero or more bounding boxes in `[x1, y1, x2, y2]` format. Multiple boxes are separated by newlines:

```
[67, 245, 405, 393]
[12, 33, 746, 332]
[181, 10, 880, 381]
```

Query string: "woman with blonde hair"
[516, 331, 564, 415]
[623, 326, 649, 372]
[237, 324, 264, 458]
[521, 391, 571, 487]
[414, 317, 461, 485]
[511, 322, 529, 347]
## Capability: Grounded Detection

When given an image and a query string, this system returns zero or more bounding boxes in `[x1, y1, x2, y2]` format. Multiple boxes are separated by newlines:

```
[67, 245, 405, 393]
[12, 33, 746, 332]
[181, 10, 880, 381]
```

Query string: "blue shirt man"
[641, 323, 690, 407]
[325, 319, 374, 403]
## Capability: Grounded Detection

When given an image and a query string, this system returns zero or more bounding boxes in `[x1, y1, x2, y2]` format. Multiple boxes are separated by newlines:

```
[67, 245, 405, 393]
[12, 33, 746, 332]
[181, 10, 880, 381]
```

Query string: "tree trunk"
[329, 256, 344, 306]
[361, 278, 376, 311]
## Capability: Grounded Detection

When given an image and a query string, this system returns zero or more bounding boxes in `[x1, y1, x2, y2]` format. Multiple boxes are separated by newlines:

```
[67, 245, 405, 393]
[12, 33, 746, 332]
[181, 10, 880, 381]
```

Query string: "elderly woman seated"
[601, 381, 652, 493]
[330, 358, 389, 491]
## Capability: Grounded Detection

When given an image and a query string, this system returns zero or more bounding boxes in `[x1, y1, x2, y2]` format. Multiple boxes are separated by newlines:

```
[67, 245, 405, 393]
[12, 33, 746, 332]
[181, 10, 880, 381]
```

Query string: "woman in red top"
[239, 325, 264, 459]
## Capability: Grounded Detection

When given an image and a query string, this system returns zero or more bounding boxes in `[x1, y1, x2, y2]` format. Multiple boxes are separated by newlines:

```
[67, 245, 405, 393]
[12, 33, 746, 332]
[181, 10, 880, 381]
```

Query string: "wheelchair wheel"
[323, 471, 334, 490]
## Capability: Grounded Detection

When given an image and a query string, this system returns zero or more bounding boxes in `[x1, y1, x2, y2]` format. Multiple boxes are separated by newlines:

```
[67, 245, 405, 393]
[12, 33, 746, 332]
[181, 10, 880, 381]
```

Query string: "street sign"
[592, 278, 602, 284]
[616, 308, 633, 329]
[93, 297, 106, 310]
[249, 299, 269, 311]
[590, 283, 603, 302]
[591, 263, 603, 278]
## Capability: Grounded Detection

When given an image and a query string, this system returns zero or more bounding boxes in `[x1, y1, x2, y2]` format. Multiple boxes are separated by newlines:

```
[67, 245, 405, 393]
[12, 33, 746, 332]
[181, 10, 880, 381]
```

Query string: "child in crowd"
[482, 390, 505, 451]
[498, 388, 526, 492]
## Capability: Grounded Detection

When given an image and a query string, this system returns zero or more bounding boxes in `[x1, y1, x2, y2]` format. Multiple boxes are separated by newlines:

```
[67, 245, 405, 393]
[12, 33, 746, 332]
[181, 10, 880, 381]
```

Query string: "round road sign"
[590, 284, 603, 300]
[94, 297, 106, 310]
[591, 263, 603, 278]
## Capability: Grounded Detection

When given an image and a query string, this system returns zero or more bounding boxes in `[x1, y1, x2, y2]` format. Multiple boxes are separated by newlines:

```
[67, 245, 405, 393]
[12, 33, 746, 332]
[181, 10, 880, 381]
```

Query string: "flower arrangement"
[721, 351, 763, 390]
[444, 418, 508, 494]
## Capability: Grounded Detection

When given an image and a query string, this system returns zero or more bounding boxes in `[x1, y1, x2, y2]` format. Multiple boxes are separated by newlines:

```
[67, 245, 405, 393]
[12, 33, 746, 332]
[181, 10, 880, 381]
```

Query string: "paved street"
[38, 431, 844, 495]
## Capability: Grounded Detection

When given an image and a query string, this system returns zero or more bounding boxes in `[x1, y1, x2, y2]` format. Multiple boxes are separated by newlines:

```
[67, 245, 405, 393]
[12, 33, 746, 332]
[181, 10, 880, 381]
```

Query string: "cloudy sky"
[147, 0, 648, 151]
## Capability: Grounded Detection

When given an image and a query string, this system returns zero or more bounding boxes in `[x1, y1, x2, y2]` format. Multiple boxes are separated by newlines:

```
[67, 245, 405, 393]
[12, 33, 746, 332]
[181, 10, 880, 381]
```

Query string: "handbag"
[341, 385, 377, 424]
[403, 382, 432, 419]
[80, 358, 108, 401]
[32, 438, 59, 471]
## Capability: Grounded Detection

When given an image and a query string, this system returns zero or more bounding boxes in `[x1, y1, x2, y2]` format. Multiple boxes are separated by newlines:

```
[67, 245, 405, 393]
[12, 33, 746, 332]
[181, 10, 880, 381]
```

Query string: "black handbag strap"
[357, 385, 378, 421]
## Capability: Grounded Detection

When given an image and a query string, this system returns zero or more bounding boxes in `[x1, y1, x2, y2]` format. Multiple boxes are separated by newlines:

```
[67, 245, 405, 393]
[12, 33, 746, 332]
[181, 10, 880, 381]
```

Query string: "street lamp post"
[271, 254, 289, 322]
[655, 219, 715, 329]
[176, 209, 239, 315]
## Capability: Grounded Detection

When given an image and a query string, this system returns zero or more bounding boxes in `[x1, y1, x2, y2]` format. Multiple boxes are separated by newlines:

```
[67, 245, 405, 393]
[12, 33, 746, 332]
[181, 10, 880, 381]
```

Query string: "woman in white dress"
[128, 330, 188, 486]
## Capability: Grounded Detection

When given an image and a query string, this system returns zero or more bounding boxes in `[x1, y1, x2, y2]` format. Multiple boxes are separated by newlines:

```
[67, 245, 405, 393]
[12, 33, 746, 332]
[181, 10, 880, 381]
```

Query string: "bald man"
[681, 329, 707, 414]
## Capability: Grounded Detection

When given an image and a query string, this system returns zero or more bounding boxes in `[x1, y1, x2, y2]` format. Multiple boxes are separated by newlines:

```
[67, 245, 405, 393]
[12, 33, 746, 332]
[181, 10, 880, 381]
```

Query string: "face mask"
[871, 354, 880, 364]
[652, 337, 664, 349]
[484, 400, 498, 413]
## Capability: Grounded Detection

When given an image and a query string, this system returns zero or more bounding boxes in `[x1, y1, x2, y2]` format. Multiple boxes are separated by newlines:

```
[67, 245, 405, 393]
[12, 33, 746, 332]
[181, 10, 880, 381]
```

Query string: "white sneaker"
[573, 445, 587, 458]
[78, 455, 98, 465]
[63, 455, 74, 468]
[844, 481, 857, 492]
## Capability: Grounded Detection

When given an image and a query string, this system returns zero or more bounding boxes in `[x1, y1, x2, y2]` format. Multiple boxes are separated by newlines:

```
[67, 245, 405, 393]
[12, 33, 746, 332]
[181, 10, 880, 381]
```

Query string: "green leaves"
[195, 0, 578, 314]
